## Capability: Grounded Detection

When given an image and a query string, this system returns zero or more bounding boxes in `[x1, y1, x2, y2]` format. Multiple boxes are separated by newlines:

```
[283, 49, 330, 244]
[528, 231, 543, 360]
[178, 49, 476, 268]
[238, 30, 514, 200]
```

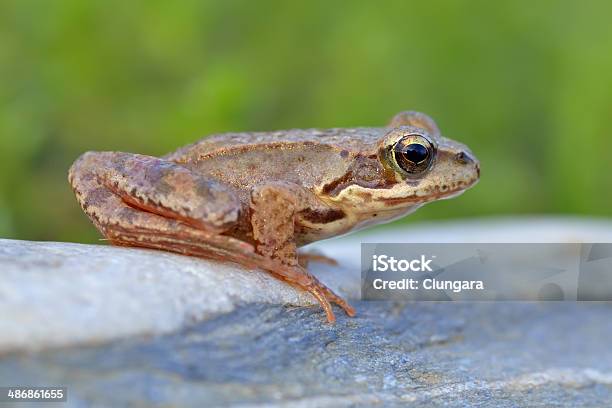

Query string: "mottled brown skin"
[68, 111, 480, 323]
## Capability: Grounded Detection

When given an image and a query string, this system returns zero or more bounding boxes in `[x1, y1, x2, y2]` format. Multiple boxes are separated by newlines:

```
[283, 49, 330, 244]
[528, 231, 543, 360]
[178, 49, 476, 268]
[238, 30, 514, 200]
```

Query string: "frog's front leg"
[297, 251, 338, 268]
[250, 182, 356, 322]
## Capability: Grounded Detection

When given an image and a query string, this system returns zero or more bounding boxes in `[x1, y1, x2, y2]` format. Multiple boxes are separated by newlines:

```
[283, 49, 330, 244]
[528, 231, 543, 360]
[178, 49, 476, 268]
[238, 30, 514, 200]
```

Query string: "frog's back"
[164, 127, 387, 163]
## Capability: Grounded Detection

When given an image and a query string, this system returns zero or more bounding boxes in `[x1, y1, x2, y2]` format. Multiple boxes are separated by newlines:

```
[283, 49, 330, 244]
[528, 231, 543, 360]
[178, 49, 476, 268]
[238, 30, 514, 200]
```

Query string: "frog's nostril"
[455, 151, 474, 165]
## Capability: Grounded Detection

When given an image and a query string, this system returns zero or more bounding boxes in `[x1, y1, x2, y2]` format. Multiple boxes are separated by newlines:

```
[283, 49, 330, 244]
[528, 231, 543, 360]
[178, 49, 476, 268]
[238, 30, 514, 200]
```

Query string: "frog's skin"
[69, 111, 479, 323]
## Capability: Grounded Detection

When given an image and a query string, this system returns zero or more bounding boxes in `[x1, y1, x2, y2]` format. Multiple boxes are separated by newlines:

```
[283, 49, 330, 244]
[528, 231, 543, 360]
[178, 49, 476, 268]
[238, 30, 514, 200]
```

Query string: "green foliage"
[1, 0, 611, 242]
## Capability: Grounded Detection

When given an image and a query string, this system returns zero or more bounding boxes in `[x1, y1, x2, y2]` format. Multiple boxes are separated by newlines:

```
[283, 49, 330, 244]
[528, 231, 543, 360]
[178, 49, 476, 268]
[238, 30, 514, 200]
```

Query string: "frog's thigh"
[388, 111, 441, 136]
[70, 151, 240, 232]
[68, 156, 254, 260]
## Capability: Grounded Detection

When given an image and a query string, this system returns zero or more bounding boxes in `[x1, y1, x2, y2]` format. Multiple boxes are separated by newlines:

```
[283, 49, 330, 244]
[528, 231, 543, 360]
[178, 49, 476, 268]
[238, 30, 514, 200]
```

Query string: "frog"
[68, 111, 479, 323]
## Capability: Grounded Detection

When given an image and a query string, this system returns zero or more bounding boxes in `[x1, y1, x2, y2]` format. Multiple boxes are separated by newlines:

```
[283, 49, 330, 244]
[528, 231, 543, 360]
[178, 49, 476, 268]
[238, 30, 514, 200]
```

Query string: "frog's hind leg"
[68, 151, 254, 259]
[70, 151, 242, 234]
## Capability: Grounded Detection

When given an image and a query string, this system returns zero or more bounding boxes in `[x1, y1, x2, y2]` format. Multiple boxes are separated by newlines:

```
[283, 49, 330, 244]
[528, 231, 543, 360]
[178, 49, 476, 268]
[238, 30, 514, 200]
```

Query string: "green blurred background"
[1, 0, 611, 243]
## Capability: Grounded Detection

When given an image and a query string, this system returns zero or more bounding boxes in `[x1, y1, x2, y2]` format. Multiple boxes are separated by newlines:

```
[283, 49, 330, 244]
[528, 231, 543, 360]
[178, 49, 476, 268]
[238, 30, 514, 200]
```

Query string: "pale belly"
[295, 204, 423, 246]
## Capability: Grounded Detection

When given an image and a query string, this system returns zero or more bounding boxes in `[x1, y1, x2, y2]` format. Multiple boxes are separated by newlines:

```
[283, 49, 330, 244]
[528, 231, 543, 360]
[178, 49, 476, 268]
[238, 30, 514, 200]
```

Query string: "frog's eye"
[390, 134, 435, 175]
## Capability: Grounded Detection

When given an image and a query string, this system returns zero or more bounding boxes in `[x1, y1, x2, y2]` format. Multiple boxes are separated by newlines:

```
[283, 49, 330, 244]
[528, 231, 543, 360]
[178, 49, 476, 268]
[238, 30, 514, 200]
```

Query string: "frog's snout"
[454, 150, 474, 164]
[454, 150, 480, 178]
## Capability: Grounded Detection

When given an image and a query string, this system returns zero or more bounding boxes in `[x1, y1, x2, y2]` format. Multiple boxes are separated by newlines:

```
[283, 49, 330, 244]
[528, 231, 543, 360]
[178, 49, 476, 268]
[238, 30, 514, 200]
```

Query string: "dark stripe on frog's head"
[321, 154, 398, 197]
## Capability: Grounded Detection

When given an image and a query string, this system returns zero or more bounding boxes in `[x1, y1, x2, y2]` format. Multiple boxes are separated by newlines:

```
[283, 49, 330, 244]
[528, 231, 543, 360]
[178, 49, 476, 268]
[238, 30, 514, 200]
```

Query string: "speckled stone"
[0, 239, 358, 353]
[1, 217, 612, 406]
[1, 302, 611, 407]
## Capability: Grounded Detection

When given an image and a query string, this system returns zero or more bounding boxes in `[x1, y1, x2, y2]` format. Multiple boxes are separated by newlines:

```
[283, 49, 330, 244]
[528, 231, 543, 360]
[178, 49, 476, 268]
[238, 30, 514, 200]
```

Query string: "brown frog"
[68, 111, 480, 323]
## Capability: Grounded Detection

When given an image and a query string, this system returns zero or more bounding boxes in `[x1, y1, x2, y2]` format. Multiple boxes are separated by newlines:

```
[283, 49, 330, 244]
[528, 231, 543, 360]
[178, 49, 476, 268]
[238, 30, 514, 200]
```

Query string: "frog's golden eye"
[390, 134, 435, 175]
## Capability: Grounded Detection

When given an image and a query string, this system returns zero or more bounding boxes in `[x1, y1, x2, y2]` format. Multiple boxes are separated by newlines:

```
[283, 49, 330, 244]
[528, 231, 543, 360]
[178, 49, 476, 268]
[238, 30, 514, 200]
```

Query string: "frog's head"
[321, 114, 479, 226]
[375, 125, 479, 204]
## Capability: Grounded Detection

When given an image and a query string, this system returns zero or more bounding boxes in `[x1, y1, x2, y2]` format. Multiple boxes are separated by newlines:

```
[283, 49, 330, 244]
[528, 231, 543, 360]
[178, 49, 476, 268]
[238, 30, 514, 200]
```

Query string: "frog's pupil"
[403, 143, 429, 164]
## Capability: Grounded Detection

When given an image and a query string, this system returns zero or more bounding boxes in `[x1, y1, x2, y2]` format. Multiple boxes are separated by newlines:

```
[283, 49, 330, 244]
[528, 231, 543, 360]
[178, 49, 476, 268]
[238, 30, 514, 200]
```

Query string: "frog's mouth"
[382, 177, 478, 207]
[338, 173, 479, 214]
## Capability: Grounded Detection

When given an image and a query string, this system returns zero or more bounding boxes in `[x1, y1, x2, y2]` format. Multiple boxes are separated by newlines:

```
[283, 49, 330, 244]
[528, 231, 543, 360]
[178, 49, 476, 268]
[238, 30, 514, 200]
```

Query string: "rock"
[0, 239, 358, 353]
[1, 217, 612, 406]
[1, 302, 611, 407]
[1, 216, 612, 353]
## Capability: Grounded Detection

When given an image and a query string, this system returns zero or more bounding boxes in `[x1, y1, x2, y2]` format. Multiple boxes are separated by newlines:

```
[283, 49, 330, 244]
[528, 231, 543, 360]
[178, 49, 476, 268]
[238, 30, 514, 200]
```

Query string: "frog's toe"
[309, 287, 336, 324]
[340, 301, 357, 317]
[308, 278, 356, 320]
[297, 251, 339, 268]
[328, 292, 356, 318]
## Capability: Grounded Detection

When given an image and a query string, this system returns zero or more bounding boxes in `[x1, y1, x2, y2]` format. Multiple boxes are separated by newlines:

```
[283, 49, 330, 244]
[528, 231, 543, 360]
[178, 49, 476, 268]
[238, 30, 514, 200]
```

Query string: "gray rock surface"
[0, 239, 357, 353]
[1, 302, 611, 407]
[1, 217, 612, 406]
[3, 216, 611, 353]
